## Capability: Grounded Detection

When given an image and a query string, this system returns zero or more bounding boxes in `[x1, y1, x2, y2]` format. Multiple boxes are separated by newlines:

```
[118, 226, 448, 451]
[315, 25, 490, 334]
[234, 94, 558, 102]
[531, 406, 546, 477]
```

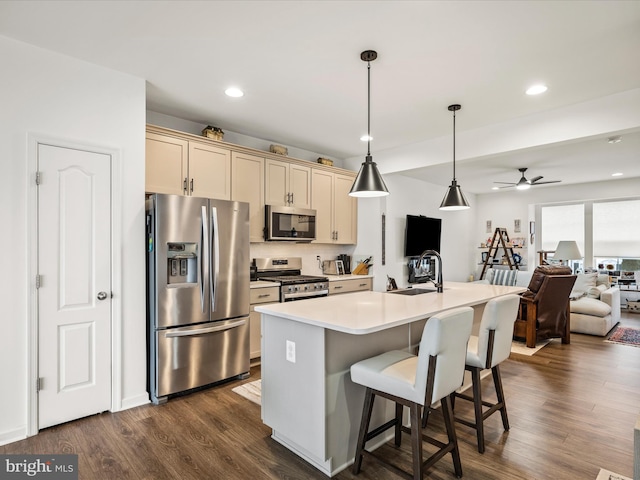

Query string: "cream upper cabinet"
[188, 141, 231, 200]
[231, 152, 265, 243]
[333, 173, 357, 244]
[265, 158, 311, 208]
[145, 131, 231, 199]
[311, 169, 357, 245]
[145, 132, 188, 195]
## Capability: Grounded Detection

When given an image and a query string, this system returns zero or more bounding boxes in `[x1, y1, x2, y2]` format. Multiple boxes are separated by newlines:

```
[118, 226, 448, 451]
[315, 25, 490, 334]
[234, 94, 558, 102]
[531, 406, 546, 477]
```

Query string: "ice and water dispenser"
[166, 242, 197, 284]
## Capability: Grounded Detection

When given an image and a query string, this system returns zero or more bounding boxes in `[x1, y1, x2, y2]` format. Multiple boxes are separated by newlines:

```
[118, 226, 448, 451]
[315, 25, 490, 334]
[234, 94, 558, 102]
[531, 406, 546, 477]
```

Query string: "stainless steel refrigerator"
[146, 193, 250, 404]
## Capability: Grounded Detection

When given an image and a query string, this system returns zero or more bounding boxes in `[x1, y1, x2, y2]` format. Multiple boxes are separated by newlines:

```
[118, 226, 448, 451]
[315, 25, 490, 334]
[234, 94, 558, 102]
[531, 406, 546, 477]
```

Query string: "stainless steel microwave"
[265, 205, 316, 241]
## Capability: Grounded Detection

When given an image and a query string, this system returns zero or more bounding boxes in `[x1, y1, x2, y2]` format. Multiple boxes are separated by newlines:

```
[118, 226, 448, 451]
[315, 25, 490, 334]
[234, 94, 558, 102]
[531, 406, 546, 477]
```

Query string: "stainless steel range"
[254, 257, 329, 302]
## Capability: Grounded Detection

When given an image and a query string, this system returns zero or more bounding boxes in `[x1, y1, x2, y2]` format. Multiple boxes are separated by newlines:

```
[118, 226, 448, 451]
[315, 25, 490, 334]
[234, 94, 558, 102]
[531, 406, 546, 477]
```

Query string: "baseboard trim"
[0, 427, 27, 447]
[118, 392, 150, 411]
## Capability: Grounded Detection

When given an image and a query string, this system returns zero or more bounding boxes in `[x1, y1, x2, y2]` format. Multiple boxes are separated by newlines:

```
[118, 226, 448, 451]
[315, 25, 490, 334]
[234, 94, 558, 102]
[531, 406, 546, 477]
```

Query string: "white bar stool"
[452, 294, 520, 453]
[350, 307, 474, 480]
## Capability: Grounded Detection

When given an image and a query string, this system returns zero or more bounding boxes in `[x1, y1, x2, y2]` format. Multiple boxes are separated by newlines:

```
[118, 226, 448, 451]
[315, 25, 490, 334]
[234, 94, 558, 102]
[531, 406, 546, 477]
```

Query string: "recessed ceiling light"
[607, 136, 622, 144]
[360, 134, 373, 142]
[526, 84, 548, 95]
[612, 172, 624, 177]
[225, 87, 244, 98]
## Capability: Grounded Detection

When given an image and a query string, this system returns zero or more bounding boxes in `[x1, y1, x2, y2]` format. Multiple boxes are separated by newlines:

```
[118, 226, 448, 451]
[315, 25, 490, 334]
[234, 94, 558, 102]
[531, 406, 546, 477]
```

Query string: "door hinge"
[35, 171, 42, 185]
[35, 274, 42, 289]
[37, 377, 43, 392]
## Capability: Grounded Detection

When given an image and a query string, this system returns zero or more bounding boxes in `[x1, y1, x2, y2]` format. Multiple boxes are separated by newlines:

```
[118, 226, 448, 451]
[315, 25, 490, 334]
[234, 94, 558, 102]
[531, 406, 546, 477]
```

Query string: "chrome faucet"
[417, 250, 443, 293]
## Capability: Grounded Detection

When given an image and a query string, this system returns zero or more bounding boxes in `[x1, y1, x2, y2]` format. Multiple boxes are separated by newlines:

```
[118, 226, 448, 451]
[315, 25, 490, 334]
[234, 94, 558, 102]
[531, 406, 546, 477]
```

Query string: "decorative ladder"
[480, 228, 519, 280]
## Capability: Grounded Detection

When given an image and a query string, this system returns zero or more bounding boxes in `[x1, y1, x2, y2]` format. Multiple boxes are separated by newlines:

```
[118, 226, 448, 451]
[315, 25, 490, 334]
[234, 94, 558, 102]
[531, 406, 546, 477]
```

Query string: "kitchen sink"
[389, 288, 437, 296]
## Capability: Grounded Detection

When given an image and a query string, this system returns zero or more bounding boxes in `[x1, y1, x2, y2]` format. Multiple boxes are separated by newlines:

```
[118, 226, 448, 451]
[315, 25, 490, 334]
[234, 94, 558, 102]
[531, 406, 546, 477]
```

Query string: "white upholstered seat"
[453, 294, 520, 453]
[350, 307, 473, 479]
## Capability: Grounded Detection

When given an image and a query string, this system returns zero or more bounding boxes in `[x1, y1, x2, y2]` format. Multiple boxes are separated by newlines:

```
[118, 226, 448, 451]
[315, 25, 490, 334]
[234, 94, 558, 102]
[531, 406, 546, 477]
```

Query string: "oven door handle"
[283, 289, 329, 300]
[164, 319, 247, 338]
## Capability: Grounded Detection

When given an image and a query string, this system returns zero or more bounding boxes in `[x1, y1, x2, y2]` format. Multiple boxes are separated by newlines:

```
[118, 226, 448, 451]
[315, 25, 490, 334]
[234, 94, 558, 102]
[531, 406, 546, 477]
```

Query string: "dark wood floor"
[4, 312, 640, 480]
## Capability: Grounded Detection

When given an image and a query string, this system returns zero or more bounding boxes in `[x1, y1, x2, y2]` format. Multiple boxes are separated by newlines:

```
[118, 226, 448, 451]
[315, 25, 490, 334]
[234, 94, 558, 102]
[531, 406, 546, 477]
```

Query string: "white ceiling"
[1, 0, 639, 193]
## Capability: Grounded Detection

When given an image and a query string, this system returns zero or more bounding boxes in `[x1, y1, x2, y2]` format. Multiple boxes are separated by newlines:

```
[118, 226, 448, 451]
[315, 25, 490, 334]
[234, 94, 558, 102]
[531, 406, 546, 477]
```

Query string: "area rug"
[231, 379, 261, 405]
[605, 326, 640, 348]
[596, 468, 631, 480]
[510, 339, 550, 356]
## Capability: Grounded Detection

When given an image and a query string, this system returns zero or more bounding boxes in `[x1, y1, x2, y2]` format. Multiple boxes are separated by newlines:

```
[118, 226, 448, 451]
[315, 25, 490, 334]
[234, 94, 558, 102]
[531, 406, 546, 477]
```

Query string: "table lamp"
[553, 240, 582, 272]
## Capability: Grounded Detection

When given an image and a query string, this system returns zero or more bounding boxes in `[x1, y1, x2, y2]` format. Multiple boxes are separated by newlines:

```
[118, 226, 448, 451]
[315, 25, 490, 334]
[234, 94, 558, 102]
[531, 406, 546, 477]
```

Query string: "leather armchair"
[514, 265, 577, 348]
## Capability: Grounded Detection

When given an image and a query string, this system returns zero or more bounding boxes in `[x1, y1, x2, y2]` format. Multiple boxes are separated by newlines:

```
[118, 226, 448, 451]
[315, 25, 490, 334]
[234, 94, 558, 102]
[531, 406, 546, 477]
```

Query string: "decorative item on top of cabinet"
[317, 157, 334, 166]
[312, 169, 357, 244]
[269, 144, 288, 156]
[201, 125, 224, 141]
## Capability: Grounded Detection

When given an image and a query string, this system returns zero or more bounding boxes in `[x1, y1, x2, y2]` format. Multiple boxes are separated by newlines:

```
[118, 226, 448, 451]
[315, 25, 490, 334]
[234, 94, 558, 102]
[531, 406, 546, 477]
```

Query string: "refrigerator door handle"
[200, 205, 209, 313]
[211, 206, 220, 311]
[164, 318, 247, 338]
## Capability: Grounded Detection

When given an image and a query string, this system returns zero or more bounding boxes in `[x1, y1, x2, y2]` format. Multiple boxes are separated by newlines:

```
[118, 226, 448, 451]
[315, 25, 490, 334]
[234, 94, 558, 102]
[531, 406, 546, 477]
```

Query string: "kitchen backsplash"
[250, 242, 356, 276]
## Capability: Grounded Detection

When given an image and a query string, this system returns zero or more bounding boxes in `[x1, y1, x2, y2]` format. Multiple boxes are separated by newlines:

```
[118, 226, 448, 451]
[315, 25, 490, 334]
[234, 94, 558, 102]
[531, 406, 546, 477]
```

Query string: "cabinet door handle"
[334, 285, 343, 289]
[359, 283, 367, 287]
[290, 192, 294, 204]
[183, 177, 188, 195]
[258, 293, 272, 298]
[190, 178, 194, 193]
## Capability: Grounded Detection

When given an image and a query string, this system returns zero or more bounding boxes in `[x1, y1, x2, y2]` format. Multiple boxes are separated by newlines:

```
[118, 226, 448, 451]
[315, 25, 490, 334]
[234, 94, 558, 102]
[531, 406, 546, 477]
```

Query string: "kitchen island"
[256, 282, 525, 477]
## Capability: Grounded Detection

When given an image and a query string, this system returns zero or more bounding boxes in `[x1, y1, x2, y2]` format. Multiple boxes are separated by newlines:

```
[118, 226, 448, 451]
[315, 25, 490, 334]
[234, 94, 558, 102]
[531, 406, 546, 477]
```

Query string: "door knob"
[97, 291, 108, 301]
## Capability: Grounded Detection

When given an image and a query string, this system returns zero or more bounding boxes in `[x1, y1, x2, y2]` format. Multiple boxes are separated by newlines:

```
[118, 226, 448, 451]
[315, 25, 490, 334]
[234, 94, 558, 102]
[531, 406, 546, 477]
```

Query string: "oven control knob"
[288, 286, 294, 292]
[304, 285, 309, 291]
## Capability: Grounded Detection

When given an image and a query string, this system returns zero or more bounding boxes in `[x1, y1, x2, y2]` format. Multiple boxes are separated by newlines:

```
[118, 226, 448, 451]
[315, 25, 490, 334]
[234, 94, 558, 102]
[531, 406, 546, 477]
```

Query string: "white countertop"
[255, 282, 525, 334]
[324, 274, 373, 282]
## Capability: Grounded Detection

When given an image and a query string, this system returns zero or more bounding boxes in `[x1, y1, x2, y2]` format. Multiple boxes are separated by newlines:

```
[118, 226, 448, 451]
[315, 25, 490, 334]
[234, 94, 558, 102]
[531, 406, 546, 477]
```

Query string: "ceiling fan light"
[516, 183, 531, 190]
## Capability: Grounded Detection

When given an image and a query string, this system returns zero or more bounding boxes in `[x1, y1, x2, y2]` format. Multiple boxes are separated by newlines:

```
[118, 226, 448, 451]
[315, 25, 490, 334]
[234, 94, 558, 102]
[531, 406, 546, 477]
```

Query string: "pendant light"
[349, 50, 389, 197]
[439, 104, 470, 210]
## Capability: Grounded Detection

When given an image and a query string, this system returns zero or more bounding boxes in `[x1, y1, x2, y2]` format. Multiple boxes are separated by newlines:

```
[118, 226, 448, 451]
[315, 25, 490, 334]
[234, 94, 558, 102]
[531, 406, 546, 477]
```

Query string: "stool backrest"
[417, 307, 474, 405]
[477, 294, 520, 369]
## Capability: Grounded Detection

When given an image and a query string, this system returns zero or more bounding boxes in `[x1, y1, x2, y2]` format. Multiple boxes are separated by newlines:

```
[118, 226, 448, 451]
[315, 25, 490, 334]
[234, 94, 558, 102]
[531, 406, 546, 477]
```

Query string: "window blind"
[541, 204, 585, 254]
[593, 199, 640, 257]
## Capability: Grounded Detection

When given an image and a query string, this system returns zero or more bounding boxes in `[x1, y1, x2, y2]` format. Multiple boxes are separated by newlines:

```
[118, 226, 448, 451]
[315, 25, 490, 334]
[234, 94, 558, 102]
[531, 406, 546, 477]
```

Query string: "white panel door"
[38, 144, 112, 429]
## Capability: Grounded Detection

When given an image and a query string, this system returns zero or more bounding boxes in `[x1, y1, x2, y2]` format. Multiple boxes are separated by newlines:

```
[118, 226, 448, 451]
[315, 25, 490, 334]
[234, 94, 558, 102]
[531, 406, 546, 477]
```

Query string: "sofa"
[477, 268, 620, 337]
[569, 273, 620, 336]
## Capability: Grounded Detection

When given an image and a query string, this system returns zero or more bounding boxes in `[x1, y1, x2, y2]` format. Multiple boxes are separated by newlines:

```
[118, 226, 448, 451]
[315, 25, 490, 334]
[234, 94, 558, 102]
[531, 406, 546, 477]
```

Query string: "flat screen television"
[404, 215, 442, 257]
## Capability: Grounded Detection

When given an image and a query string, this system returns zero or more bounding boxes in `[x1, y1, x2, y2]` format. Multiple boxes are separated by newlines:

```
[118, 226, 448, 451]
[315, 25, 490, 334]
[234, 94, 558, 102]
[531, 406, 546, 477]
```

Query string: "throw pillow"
[596, 274, 611, 289]
[573, 273, 597, 293]
[587, 284, 607, 299]
[569, 290, 586, 300]
[489, 269, 518, 286]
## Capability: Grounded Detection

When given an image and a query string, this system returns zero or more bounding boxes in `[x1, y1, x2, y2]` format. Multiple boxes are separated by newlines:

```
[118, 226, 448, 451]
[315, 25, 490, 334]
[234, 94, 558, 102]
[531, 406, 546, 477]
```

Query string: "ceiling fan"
[494, 167, 561, 190]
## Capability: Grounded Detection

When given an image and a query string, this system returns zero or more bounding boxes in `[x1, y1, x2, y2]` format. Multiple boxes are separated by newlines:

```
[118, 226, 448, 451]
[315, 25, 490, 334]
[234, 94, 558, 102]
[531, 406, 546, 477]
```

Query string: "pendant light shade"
[439, 104, 470, 211]
[349, 50, 389, 197]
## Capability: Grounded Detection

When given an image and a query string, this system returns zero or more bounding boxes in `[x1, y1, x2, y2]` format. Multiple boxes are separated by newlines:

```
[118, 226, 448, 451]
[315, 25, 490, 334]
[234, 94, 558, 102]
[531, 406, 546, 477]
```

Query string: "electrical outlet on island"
[286, 340, 296, 363]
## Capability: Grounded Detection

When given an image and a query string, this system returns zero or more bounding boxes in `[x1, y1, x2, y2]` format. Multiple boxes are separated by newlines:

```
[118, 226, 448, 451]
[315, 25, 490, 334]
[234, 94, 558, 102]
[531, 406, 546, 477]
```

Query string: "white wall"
[354, 173, 477, 291]
[0, 36, 147, 444]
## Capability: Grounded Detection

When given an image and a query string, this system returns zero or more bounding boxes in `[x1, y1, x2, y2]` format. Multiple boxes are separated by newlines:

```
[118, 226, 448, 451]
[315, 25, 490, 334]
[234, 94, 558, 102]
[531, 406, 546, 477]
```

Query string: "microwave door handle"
[211, 206, 220, 312]
[200, 205, 209, 313]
